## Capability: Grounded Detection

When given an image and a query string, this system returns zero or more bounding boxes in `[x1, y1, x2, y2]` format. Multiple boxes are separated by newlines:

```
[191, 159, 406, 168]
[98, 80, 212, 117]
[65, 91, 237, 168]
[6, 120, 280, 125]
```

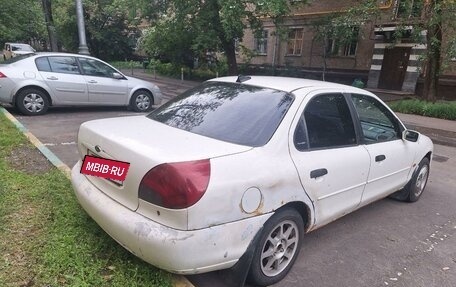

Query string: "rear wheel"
[247, 208, 304, 286]
[16, 88, 49, 115]
[130, 90, 153, 112]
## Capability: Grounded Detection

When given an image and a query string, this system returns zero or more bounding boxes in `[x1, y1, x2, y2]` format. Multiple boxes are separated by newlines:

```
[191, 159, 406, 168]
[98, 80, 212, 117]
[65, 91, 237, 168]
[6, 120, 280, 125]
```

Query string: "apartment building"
[237, 0, 456, 99]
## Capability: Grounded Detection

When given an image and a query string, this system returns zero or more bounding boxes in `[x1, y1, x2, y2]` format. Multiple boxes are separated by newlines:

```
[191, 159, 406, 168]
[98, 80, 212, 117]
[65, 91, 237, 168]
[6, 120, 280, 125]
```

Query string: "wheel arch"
[276, 201, 313, 232]
[129, 88, 154, 105]
[14, 85, 53, 107]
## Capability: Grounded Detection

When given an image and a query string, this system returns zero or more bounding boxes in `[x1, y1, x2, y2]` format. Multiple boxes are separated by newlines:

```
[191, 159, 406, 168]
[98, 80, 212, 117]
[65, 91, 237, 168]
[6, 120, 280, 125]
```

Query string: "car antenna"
[236, 75, 251, 83]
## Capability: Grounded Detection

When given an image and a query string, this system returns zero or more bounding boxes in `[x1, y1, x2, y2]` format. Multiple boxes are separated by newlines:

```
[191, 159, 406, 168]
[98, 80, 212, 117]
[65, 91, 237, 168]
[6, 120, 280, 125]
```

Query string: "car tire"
[16, 88, 50, 116]
[247, 208, 304, 286]
[390, 157, 430, 202]
[130, 90, 154, 112]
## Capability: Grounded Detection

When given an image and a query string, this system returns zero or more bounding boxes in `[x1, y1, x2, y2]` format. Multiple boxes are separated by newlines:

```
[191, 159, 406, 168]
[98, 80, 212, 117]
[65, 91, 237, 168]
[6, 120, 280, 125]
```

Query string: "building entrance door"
[378, 47, 411, 90]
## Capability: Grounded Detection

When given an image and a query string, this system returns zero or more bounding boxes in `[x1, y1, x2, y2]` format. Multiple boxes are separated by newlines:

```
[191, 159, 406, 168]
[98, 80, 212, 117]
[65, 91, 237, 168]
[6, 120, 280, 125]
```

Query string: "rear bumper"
[71, 161, 271, 274]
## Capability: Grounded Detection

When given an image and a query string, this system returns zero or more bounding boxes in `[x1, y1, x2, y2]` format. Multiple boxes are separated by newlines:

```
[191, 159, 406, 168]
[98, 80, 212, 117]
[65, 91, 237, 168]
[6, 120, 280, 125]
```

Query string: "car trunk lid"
[77, 115, 252, 212]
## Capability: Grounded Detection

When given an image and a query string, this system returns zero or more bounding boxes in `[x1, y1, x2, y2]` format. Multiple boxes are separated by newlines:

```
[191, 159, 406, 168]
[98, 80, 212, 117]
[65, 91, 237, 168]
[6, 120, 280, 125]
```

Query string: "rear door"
[77, 57, 128, 105]
[289, 91, 370, 228]
[36, 56, 89, 103]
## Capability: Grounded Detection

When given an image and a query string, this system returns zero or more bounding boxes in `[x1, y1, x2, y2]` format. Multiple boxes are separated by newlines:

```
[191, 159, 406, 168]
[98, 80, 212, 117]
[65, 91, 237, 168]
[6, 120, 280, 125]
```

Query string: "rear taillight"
[139, 159, 210, 209]
[0, 72, 6, 78]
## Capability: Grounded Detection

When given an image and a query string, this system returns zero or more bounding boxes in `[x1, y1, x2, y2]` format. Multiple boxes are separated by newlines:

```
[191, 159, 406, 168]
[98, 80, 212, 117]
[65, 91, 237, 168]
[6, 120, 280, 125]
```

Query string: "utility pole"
[75, 0, 89, 55]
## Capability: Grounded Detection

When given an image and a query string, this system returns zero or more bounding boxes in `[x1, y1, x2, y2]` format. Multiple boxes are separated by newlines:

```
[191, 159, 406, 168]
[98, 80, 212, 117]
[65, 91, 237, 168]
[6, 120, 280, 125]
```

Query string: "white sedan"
[71, 76, 433, 286]
[0, 53, 162, 115]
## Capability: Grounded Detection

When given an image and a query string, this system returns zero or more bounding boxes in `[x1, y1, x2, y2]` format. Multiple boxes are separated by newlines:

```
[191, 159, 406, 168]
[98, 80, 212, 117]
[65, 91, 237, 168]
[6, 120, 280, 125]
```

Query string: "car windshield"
[12, 44, 34, 51]
[147, 81, 294, 147]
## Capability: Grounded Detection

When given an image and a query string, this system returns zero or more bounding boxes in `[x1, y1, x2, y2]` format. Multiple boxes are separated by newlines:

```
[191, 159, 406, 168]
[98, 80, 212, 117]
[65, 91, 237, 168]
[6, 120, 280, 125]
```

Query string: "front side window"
[287, 28, 304, 55]
[351, 94, 401, 143]
[148, 82, 294, 147]
[47, 56, 80, 74]
[304, 93, 356, 149]
[78, 57, 118, 78]
[254, 30, 268, 55]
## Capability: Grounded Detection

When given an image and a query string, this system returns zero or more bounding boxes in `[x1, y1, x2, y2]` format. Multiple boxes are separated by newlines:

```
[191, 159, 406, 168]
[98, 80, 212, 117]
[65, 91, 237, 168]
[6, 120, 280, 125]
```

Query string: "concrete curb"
[0, 107, 71, 179]
[0, 106, 195, 287]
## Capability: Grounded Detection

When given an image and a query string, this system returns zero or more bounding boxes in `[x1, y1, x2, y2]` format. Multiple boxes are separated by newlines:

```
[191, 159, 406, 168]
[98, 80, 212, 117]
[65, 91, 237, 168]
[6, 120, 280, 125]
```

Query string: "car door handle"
[310, 168, 328, 179]
[87, 80, 97, 84]
[46, 76, 58, 80]
[375, 155, 386, 162]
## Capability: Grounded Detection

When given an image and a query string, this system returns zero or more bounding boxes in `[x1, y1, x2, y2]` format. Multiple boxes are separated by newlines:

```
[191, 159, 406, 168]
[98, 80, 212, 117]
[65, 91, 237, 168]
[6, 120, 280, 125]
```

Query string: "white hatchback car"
[71, 76, 433, 286]
[0, 53, 162, 115]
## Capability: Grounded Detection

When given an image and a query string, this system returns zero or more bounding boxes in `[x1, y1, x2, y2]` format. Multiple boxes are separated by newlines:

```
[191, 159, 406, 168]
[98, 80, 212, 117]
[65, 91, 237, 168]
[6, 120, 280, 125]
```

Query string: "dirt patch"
[6, 144, 53, 174]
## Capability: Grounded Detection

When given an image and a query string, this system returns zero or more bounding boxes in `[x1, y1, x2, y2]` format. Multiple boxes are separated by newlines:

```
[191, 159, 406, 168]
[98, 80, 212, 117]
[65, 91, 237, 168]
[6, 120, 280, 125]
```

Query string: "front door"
[378, 47, 411, 90]
[349, 93, 416, 205]
[77, 57, 128, 105]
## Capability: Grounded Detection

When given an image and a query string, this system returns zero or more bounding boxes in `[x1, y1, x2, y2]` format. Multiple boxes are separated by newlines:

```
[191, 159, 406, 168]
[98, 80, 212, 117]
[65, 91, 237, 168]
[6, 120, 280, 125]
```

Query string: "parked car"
[0, 52, 162, 115]
[3, 43, 35, 60]
[71, 76, 433, 286]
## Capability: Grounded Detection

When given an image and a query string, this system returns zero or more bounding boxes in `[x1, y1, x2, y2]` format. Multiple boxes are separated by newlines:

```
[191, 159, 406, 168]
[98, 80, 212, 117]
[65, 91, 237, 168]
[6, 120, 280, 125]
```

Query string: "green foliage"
[0, 0, 46, 48]
[139, 0, 304, 74]
[54, 0, 139, 60]
[312, 0, 378, 49]
[0, 112, 172, 286]
[388, 99, 456, 120]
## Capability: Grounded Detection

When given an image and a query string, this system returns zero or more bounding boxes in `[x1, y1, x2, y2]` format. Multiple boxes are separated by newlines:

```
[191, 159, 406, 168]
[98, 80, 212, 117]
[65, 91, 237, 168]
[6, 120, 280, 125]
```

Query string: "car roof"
[210, 76, 369, 95]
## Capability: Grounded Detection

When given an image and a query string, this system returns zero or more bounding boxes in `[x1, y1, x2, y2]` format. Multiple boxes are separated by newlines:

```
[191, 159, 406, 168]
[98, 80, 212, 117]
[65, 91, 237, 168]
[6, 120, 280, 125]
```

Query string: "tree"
[140, 0, 304, 75]
[390, 0, 456, 101]
[0, 0, 46, 48]
[420, 0, 456, 101]
[311, 0, 379, 81]
[42, 0, 59, 51]
[54, 0, 138, 60]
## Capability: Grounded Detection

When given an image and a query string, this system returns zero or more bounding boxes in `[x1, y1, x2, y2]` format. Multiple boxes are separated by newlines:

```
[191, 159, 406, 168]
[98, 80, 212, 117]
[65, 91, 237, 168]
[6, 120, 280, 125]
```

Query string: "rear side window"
[35, 57, 51, 72]
[304, 93, 356, 149]
[147, 82, 294, 147]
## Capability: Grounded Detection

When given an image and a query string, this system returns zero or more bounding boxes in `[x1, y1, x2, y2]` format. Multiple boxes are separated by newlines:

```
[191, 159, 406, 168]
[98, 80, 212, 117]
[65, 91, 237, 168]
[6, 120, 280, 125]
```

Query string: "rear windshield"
[2, 53, 35, 64]
[147, 81, 294, 147]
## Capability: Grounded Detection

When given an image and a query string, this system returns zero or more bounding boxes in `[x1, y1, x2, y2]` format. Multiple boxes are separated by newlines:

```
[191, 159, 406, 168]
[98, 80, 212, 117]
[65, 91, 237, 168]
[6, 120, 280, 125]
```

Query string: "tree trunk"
[42, 0, 58, 51]
[208, 0, 238, 75]
[422, 0, 442, 102]
[223, 40, 238, 75]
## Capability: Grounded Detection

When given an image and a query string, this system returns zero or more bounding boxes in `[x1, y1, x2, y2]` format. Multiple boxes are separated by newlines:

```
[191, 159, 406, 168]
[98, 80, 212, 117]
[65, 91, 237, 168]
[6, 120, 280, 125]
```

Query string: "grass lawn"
[388, 99, 456, 120]
[0, 112, 172, 287]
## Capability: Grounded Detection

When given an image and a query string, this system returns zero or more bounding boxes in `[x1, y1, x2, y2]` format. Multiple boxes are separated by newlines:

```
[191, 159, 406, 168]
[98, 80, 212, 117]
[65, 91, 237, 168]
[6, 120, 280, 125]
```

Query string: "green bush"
[388, 99, 456, 120]
[110, 61, 143, 69]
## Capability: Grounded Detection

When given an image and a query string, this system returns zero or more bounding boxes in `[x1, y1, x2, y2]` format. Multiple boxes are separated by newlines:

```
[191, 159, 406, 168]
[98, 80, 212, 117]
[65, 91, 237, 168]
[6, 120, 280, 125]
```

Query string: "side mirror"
[112, 72, 124, 79]
[403, 130, 419, 142]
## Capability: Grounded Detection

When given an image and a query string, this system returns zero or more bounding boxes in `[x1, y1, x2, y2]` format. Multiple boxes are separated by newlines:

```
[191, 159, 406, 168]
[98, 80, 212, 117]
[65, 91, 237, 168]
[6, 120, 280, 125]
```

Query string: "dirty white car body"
[71, 76, 433, 286]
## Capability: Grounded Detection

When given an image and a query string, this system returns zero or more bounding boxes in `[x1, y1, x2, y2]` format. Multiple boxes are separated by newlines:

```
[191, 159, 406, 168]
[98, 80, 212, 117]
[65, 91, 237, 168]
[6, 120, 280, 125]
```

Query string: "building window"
[287, 28, 304, 55]
[326, 28, 359, 57]
[254, 30, 268, 55]
[396, 0, 423, 18]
